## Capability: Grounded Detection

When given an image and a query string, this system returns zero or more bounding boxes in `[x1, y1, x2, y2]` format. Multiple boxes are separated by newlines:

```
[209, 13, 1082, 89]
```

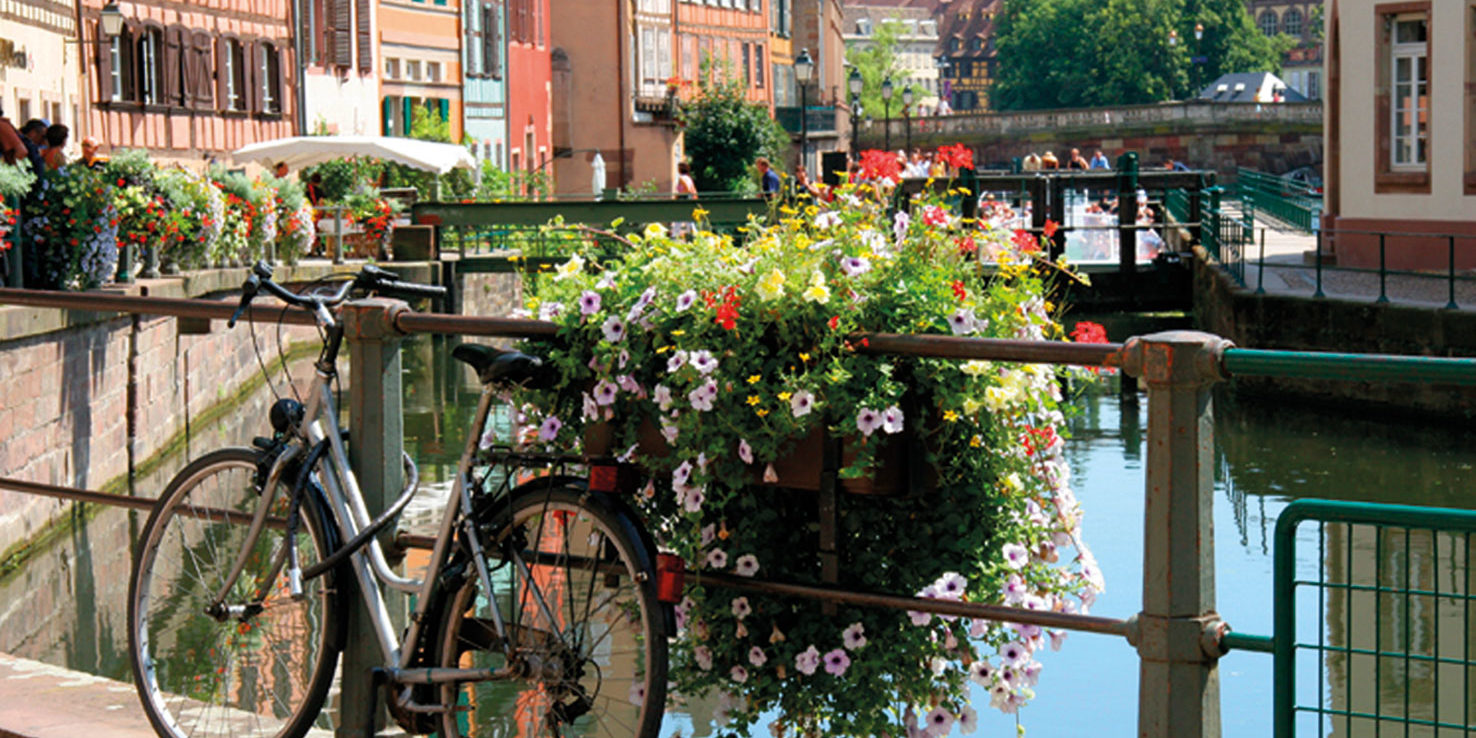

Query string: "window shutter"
[164, 26, 183, 106]
[484, 4, 500, 79]
[402, 96, 413, 135]
[465, 6, 478, 77]
[270, 44, 284, 114]
[216, 36, 230, 110]
[96, 26, 113, 102]
[192, 32, 214, 109]
[382, 96, 393, 135]
[438, 97, 449, 124]
[332, 0, 352, 67]
[356, 0, 372, 73]
[247, 40, 261, 113]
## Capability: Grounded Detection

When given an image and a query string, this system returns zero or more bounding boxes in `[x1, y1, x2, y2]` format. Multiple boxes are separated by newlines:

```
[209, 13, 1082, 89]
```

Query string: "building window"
[1258, 10, 1279, 37]
[1375, 4, 1430, 192]
[755, 43, 765, 88]
[742, 43, 751, 87]
[428, 61, 442, 82]
[108, 38, 122, 101]
[258, 42, 283, 114]
[1389, 15, 1428, 170]
[386, 57, 399, 78]
[139, 27, 161, 104]
[223, 39, 246, 111]
[407, 59, 422, 81]
[1307, 70, 1320, 100]
[1283, 8, 1303, 37]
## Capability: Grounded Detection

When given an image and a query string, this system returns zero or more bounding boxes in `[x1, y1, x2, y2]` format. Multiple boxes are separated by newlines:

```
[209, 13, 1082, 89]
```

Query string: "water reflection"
[6, 334, 1476, 736]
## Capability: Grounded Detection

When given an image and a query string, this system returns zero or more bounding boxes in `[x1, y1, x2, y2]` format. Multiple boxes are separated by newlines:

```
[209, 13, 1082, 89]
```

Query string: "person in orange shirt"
[40, 124, 68, 170]
[80, 136, 108, 168]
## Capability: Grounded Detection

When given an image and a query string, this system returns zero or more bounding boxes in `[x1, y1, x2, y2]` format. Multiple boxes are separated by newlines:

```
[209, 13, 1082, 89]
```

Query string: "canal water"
[4, 332, 1475, 737]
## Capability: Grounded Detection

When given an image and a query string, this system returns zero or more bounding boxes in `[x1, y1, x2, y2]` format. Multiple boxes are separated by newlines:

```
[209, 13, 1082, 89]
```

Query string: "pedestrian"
[793, 164, 820, 198]
[1067, 148, 1089, 170]
[0, 106, 27, 166]
[1022, 153, 1042, 172]
[1089, 150, 1110, 170]
[80, 137, 108, 168]
[755, 157, 780, 198]
[1041, 151, 1060, 169]
[675, 161, 697, 199]
[41, 124, 68, 170]
[305, 173, 325, 206]
[274, 160, 289, 178]
[19, 119, 46, 175]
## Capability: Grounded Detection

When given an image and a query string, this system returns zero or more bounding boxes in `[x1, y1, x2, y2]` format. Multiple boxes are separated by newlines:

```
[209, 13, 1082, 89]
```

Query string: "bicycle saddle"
[452, 344, 555, 389]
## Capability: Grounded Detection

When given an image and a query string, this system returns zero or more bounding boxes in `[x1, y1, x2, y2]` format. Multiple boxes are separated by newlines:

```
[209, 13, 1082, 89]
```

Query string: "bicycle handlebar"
[227, 261, 447, 329]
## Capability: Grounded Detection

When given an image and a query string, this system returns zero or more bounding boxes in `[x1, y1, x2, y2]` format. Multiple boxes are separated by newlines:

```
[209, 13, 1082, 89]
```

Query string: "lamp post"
[100, 2, 124, 37]
[1191, 22, 1207, 93]
[881, 77, 894, 151]
[901, 85, 914, 153]
[794, 48, 814, 178]
[847, 68, 863, 159]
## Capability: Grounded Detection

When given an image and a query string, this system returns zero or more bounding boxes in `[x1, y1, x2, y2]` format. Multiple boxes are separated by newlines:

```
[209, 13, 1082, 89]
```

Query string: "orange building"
[379, 0, 463, 141]
[79, 0, 297, 166]
[676, 0, 771, 107]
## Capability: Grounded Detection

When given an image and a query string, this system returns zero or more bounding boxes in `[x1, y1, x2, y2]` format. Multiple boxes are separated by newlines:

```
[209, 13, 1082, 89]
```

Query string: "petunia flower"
[999, 640, 1029, 667]
[933, 571, 967, 600]
[813, 210, 842, 229]
[627, 682, 646, 707]
[968, 658, 995, 686]
[666, 350, 688, 373]
[554, 253, 585, 281]
[578, 290, 602, 316]
[839, 255, 871, 276]
[925, 707, 955, 736]
[842, 622, 866, 650]
[801, 270, 831, 304]
[734, 554, 760, 577]
[675, 290, 697, 312]
[756, 269, 787, 301]
[731, 597, 751, 620]
[882, 405, 904, 434]
[795, 645, 821, 676]
[729, 665, 748, 684]
[673, 460, 694, 487]
[748, 645, 768, 667]
[601, 315, 626, 343]
[705, 547, 727, 569]
[789, 390, 815, 417]
[957, 705, 979, 735]
[738, 438, 754, 464]
[537, 416, 562, 442]
[690, 350, 719, 374]
[537, 301, 564, 321]
[1002, 542, 1029, 569]
[689, 379, 718, 411]
[856, 407, 883, 436]
[693, 645, 713, 670]
[948, 307, 979, 335]
[822, 648, 850, 676]
[592, 379, 618, 406]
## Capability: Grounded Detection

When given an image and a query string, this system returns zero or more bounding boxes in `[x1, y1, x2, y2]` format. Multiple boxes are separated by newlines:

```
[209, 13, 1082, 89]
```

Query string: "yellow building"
[1248, 1, 1323, 99]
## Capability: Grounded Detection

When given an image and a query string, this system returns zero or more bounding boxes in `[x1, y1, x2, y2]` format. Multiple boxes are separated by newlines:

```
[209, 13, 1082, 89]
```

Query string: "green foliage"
[0, 161, 35, 199]
[103, 148, 157, 188]
[473, 160, 551, 200]
[302, 157, 378, 203]
[845, 17, 912, 120]
[680, 59, 789, 192]
[993, 0, 1288, 110]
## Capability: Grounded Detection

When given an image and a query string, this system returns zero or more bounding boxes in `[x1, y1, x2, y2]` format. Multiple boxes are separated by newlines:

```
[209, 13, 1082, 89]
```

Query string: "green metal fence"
[1265, 499, 1476, 737]
[1237, 168, 1322, 233]
[1198, 186, 1250, 286]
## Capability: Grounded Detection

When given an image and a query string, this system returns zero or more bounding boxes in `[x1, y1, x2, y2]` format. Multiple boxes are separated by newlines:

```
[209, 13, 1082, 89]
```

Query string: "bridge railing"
[1239, 228, 1476, 309]
[2, 280, 1476, 736]
[1236, 167, 1322, 233]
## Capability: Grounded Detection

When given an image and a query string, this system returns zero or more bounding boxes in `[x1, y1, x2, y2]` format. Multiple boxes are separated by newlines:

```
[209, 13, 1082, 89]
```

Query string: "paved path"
[1224, 214, 1476, 311]
[0, 653, 153, 738]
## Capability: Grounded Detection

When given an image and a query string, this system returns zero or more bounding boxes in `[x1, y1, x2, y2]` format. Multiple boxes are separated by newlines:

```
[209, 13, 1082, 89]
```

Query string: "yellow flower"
[969, 435, 983, 448]
[943, 410, 960, 422]
[777, 392, 792, 401]
[747, 395, 761, 406]
[554, 253, 585, 281]
[799, 352, 811, 362]
[656, 345, 674, 354]
[693, 206, 710, 220]
[801, 271, 830, 304]
[644, 222, 668, 239]
[960, 360, 989, 377]
[757, 269, 787, 301]
[963, 398, 982, 415]
[671, 330, 686, 336]
[755, 408, 770, 417]
[747, 374, 762, 384]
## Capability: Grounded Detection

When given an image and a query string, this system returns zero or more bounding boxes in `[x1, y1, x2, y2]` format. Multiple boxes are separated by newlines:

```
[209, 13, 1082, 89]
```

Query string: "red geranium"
[1070, 321, 1108, 344]
[858, 149, 901, 182]
[937, 143, 974, 171]
[1011, 229, 1040, 254]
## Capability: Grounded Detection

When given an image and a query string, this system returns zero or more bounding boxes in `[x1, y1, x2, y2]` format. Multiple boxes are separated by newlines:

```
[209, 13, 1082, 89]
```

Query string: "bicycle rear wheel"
[436, 483, 667, 737]
[129, 447, 345, 738]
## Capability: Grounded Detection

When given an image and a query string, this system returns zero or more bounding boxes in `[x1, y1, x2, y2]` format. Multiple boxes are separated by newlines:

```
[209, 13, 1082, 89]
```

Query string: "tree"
[845, 18, 912, 122]
[679, 60, 789, 192]
[992, 0, 1288, 110]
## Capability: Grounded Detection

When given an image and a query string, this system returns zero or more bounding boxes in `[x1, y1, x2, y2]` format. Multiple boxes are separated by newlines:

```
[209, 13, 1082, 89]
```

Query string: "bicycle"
[127, 261, 669, 738]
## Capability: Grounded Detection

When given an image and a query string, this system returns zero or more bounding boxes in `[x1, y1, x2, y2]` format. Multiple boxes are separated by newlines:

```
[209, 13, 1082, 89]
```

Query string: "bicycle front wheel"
[129, 447, 345, 738]
[436, 483, 668, 738]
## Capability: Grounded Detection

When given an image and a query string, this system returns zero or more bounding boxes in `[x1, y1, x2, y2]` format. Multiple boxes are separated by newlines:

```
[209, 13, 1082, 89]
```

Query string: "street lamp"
[881, 77, 894, 151]
[795, 48, 814, 178]
[847, 68, 863, 158]
[901, 85, 914, 153]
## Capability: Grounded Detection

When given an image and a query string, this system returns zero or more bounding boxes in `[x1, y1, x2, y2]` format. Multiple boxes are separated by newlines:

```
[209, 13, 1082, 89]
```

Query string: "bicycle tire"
[435, 482, 668, 737]
[129, 447, 346, 738]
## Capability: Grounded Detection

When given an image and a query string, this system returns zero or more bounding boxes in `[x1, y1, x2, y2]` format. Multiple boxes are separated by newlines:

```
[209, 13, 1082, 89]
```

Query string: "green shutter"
[382, 96, 393, 135]
[438, 98, 449, 123]
[402, 97, 413, 135]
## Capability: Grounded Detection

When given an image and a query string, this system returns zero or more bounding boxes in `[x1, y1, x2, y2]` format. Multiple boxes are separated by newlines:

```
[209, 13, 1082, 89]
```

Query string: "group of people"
[1022, 148, 1111, 171]
[0, 108, 107, 178]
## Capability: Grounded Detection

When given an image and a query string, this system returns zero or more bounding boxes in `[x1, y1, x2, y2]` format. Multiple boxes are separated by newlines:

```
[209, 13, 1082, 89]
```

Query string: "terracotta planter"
[584, 417, 935, 498]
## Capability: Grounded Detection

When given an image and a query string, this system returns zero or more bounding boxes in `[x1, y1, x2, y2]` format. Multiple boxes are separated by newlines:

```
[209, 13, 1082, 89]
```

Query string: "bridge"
[861, 100, 1323, 175]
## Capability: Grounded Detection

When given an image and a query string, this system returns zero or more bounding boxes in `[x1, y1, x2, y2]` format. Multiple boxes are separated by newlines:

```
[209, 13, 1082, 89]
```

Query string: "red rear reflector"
[589, 465, 619, 493]
[656, 553, 686, 604]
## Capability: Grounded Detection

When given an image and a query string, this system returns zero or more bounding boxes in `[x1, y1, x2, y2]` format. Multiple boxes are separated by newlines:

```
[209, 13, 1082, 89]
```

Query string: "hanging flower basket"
[507, 152, 1103, 737]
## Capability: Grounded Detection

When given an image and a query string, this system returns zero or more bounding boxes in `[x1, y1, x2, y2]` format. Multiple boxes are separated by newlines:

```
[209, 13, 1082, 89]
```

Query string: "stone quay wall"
[1192, 248, 1476, 421]
[0, 263, 521, 564]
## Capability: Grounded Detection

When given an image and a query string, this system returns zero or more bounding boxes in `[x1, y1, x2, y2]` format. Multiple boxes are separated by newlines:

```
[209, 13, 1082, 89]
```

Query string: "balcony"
[775, 105, 837, 135]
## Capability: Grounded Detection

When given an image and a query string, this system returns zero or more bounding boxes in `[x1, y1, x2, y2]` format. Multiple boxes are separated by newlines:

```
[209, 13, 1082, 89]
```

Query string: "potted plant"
[510, 150, 1103, 737]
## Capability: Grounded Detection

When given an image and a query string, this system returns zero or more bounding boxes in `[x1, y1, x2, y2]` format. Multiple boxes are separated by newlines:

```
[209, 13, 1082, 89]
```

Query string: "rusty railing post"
[1119, 330, 1233, 738]
[338, 298, 408, 738]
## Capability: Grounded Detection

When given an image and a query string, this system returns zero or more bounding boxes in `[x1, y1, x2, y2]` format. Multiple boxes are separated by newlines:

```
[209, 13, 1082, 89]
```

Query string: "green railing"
[1236, 168, 1322, 233]
[410, 197, 770, 272]
[1263, 499, 1476, 737]
[1198, 186, 1250, 286]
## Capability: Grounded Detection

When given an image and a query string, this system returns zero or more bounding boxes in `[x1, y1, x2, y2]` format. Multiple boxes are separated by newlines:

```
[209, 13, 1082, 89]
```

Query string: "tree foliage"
[992, 0, 1290, 110]
[679, 60, 789, 192]
[845, 17, 912, 121]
